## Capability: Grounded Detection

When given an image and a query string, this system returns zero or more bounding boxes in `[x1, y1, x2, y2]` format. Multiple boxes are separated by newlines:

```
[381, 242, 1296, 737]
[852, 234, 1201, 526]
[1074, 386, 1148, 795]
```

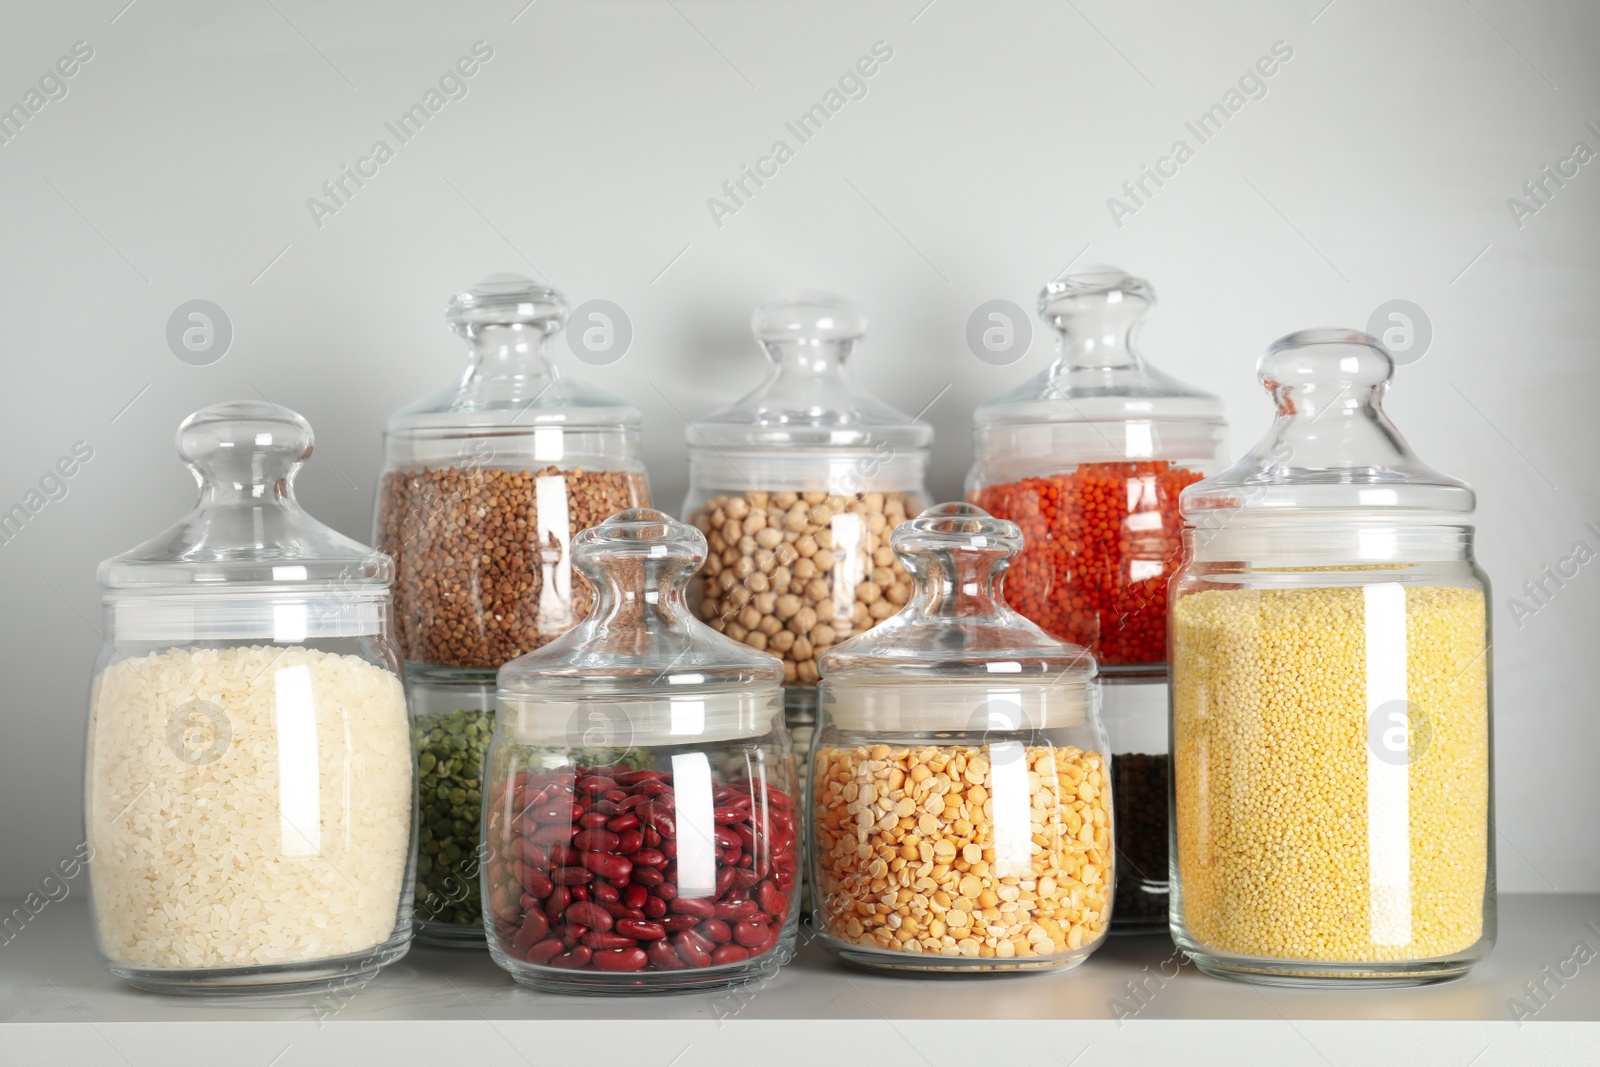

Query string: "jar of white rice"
[85, 402, 415, 994]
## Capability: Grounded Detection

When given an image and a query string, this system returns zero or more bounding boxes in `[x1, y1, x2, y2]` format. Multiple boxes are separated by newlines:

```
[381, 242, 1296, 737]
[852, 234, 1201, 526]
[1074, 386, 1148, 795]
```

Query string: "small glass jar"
[968, 267, 1226, 667]
[85, 403, 414, 994]
[812, 503, 1111, 973]
[374, 274, 650, 679]
[410, 676, 496, 945]
[1169, 329, 1495, 985]
[683, 292, 931, 736]
[484, 509, 801, 993]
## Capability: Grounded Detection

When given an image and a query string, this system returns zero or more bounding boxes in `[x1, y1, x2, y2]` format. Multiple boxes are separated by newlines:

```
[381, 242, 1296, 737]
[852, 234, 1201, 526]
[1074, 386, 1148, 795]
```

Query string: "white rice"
[87, 645, 412, 969]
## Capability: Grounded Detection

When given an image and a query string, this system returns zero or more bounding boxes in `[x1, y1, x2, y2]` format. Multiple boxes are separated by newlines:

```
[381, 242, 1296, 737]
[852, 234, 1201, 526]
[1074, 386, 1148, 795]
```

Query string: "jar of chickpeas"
[811, 503, 1112, 973]
[683, 292, 931, 795]
[1169, 329, 1495, 986]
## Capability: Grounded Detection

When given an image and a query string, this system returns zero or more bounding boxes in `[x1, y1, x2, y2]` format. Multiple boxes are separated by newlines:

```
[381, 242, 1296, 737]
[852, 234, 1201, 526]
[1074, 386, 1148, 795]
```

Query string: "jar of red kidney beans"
[484, 509, 800, 992]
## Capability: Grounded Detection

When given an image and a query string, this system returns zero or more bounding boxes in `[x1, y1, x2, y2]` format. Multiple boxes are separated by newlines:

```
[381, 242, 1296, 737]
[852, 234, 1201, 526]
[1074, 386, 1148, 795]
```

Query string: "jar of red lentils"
[812, 503, 1112, 973]
[1169, 328, 1494, 985]
[682, 292, 932, 830]
[967, 267, 1225, 931]
[485, 509, 801, 993]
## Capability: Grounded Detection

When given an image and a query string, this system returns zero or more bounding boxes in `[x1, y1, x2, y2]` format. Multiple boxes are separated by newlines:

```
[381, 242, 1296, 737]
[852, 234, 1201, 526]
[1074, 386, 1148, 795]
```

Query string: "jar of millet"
[1169, 328, 1495, 985]
[811, 503, 1112, 973]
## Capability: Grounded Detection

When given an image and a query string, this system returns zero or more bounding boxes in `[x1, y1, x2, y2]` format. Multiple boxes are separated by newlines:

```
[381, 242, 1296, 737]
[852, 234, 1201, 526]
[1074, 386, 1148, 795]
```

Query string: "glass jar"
[85, 403, 414, 994]
[374, 274, 650, 679]
[484, 509, 801, 993]
[812, 503, 1111, 973]
[682, 291, 931, 823]
[1169, 329, 1494, 985]
[1104, 677, 1169, 934]
[967, 267, 1226, 668]
[410, 675, 496, 946]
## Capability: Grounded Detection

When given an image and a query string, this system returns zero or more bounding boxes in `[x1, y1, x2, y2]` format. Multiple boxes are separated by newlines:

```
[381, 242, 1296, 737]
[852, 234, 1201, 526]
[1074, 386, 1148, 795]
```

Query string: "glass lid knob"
[178, 400, 313, 497]
[446, 272, 568, 338]
[752, 291, 867, 350]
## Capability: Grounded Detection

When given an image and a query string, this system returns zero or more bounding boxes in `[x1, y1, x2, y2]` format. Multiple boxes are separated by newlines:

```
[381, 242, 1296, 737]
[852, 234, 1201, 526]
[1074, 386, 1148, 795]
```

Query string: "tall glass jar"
[812, 503, 1111, 973]
[85, 403, 414, 994]
[682, 292, 931, 823]
[484, 510, 801, 993]
[374, 274, 649, 945]
[374, 273, 650, 679]
[1169, 329, 1494, 985]
[967, 267, 1225, 932]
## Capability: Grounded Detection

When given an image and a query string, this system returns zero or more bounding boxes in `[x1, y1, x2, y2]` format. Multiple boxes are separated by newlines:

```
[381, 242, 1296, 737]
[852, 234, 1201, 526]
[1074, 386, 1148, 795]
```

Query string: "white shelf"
[1, 896, 1595, 1066]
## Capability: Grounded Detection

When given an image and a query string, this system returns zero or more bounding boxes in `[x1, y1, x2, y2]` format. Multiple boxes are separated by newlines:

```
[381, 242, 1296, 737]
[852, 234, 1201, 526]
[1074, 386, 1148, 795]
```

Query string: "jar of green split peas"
[1168, 329, 1494, 986]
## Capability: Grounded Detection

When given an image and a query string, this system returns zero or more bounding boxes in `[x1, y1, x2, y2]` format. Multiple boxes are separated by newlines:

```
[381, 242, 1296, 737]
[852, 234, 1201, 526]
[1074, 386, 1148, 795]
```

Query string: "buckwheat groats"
[688, 490, 915, 684]
[1172, 585, 1490, 964]
[377, 465, 648, 669]
[812, 743, 1112, 962]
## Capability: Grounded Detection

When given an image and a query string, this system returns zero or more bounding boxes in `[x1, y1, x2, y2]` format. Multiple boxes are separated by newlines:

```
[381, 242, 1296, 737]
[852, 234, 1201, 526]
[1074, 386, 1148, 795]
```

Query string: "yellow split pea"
[813, 743, 1111, 961]
[1172, 585, 1489, 963]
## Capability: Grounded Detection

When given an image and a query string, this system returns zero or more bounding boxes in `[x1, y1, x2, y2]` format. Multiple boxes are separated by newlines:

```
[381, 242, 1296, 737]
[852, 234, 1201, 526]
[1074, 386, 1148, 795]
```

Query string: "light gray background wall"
[1, 0, 1595, 896]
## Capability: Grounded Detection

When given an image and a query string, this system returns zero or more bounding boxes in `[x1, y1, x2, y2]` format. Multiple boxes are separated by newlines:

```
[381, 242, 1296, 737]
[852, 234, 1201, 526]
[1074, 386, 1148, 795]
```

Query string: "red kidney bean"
[510, 909, 550, 952]
[669, 896, 716, 919]
[602, 902, 646, 921]
[615, 829, 643, 855]
[713, 899, 761, 922]
[550, 946, 593, 969]
[713, 807, 748, 824]
[730, 868, 760, 889]
[583, 931, 638, 951]
[630, 866, 664, 887]
[592, 882, 620, 905]
[763, 786, 793, 810]
[619, 793, 652, 812]
[606, 812, 640, 833]
[565, 901, 613, 932]
[580, 851, 632, 881]
[630, 848, 668, 870]
[572, 829, 621, 852]
[733, 920, 767, 948]
[714, 827, 741, 850]
[531, 824, 577, 845]
[635, 779, 672, 798]
[730, 794, 754, 811]
[662, 914, 700, 933]
[733, 824, 757, 852]
[672, 930, 714, 968]
[569, 885, 589, 902]
[577, 776, 616, 796]
[700, 919, 732, 944]
[714, 867, 737, 900]
[547, 844, 578, 868]
[642, 895, 667, 919]
[590, 798, 623, 816]
[614, 769, 667, 786]
[770, 809, 796, 834]
[642, 826, 662, 848]
[579, 812, 612, 830]
[648, 939, 686, 970]
[712, 945, 749, 965]
[544, 886, 571, 924]
[757, 881, 788, 920]
[643, 808, 675, 837]
[522, 937, 565, 964]
[522, 843, 551, 870]
[654, 882, 678, 902]
[592, 947, 649, 972]
[615, 919, 666, 941]
[600, 788, 629, 805]
[622, 884, 648, 910]
[556, 923, 588, 944]
[518, 865, 553, 899]
[552, 866, 593, 885]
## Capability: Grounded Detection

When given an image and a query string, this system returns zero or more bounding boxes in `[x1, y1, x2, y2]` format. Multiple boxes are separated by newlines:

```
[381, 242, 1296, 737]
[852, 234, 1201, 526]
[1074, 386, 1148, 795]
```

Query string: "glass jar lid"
[387, 273, 640, 435]
[818, 504, 1096, 730]
[99, 401, 390, 639]
[686, 291, 931, 490]
[497, 509, 783, 742]
[972, 267, 1223, 467]
[1182, 328, 1474, 523]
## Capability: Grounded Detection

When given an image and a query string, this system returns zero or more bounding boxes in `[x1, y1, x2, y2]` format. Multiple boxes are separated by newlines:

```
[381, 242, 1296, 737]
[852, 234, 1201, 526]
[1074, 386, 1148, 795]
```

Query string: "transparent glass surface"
[812, 504, 1111, 973]
[486, 510, 800, 993]
[86, 403, 414, 994]
[968, 268, 1226, 668]
[375, 274, 649, 676]
[1103, 673, 1170, 934]
[1168, 330, 1494, 984]
[411, 676, 496, 947]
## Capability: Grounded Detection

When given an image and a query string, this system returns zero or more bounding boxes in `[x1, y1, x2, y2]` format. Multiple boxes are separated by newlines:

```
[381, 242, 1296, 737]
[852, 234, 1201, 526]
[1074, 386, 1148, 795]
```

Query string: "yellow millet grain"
[1172, 585, 1489, 963]
[812, 744, 1111, 961]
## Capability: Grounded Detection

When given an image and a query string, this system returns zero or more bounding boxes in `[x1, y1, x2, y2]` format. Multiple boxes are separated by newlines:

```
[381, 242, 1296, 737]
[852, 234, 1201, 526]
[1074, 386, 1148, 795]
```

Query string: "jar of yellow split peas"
[1169, 329, 1494, 985]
